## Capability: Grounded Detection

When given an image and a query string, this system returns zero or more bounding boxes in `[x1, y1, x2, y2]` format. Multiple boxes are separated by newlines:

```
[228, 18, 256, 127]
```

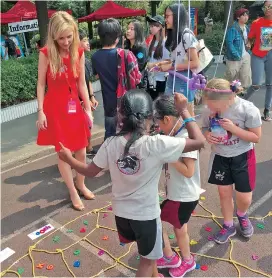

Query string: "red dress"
[37, 46, 90, 152]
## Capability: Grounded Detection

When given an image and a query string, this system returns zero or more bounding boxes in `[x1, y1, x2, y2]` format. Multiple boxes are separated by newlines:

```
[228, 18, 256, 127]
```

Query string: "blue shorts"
[165, 71, 196, 103]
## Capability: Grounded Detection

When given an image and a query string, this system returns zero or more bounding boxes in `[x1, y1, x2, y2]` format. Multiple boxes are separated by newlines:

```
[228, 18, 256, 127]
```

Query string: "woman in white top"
[159, 3, 200, 115]
[146, 15, 170, 100]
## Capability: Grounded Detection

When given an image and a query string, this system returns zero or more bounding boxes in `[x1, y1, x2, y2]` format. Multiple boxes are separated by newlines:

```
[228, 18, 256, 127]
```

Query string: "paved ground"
[1, 64, 271, 277]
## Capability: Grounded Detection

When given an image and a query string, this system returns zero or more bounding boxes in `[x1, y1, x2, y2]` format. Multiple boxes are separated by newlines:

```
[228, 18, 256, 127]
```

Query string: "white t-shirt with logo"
[171, 28, 198, 64]
[202, 97, 262, 157]
[166, 129, 201, 202]
[93, 134, 186, 221]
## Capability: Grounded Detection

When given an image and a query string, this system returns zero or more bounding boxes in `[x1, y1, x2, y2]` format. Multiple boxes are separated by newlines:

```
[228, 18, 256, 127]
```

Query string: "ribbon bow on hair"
[230, 80, 242, 92]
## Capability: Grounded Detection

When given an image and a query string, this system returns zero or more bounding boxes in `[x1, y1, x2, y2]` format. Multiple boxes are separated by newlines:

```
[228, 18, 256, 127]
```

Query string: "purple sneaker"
[213, 224, 236, 244]
[236, 214, 254, 238]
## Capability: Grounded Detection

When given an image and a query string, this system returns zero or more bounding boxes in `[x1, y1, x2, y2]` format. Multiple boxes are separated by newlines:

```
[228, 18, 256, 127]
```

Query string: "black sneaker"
[86, 149, 97, 156]
[262, 109, 272, 122]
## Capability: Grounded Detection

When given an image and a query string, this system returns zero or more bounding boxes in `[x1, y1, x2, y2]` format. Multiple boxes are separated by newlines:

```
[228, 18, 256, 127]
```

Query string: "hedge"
[198, 23, 226, 55]
[1, 49, 97, 108]
[1, 54, 39, 108]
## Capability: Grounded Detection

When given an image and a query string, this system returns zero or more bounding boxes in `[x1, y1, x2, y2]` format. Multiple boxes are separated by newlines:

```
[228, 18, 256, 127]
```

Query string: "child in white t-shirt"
[59, 89, 205, 277]
[153, 95, 201, 278]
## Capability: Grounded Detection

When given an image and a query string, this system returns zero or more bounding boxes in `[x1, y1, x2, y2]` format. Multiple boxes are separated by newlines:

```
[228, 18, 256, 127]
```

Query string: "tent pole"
[20, 18, 29, 56]
[22, 32, 29, 56]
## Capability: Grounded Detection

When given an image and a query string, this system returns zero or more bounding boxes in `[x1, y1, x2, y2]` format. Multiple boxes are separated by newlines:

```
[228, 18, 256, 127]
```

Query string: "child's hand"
[174, 93, 188, 114]
[159, 63, 172, 72]
[91, 99, 98, 110]
[206, 132, 220, 144]
[59, 142, 73, 163]
[219, 118, 236, 132]
[157, 60, 172, 72]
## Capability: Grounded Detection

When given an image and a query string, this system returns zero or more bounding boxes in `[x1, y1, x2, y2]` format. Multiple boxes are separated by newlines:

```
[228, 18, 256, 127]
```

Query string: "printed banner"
[190, 8, 198, 36]
[8, 19, 39, 35]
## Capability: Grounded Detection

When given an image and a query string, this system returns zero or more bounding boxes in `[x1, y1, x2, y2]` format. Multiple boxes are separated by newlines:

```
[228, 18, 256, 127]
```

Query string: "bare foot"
[70, 192, 84, 211]
[78, 186, 95, 200]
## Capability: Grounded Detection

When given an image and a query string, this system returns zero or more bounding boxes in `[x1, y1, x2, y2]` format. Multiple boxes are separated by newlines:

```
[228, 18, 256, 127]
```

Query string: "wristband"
[183, 117, 196, 125]
[89, 94, 95, 98]
[37, 108, 43, 112]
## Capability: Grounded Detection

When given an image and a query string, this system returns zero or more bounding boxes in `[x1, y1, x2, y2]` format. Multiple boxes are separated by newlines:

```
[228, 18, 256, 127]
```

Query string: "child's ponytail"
[117, 90, 153, 156]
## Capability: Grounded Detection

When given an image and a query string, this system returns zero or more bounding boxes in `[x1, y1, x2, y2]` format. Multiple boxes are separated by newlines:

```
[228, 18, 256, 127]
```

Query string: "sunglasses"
[262, 4, 272, 11]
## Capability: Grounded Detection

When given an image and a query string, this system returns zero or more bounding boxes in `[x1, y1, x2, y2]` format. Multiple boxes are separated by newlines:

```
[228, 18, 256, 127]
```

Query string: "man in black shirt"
[4, 34, 17, 59]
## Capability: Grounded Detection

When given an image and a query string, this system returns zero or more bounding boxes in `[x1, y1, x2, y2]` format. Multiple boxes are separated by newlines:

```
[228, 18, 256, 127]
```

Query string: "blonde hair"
[204, 78, 235, 100]
[46, 11, 80, 79]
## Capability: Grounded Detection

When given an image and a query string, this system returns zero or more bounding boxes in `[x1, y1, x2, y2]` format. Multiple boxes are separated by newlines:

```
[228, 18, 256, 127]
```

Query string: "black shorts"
[160, 200, 198, 229]
[115, 216, 163, 260]
[208, 149, 256, 193]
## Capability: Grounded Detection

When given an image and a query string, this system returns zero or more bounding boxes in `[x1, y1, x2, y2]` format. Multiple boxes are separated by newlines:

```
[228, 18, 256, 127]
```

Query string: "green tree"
[47, 0, 86, 18]
[157, 0, 175, 15]
[157, 0, 205, 17]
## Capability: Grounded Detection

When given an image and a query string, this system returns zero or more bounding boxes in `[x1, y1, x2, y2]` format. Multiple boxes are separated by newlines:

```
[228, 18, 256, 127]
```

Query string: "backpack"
[182, 29, 214, 74]
[116, 48, 142, 98]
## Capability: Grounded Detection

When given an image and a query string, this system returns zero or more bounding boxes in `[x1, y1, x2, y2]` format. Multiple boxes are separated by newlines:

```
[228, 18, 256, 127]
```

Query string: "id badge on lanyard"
[68, 98, 76, 114]
[64, 71, 77, 114]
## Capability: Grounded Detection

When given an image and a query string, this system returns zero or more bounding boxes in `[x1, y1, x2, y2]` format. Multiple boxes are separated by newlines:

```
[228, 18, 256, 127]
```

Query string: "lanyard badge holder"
[63, 67, 93, 128]
[64, 71, 77, 114]
[209, 113, 228, 144]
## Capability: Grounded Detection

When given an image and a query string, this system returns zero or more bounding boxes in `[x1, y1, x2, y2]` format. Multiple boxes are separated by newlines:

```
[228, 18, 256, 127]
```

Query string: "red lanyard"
[62, 64, 72, 95]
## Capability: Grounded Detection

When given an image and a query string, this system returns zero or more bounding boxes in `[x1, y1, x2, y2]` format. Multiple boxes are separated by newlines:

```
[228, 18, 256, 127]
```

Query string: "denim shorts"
[164, 71, 196, 103]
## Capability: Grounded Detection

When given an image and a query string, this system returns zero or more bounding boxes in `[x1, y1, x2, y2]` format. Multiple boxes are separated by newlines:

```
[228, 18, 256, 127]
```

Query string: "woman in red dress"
[36, 11, 95, 211]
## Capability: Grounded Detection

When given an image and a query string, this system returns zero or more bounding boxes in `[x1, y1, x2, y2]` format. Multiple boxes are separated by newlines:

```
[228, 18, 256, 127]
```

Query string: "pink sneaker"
[169, 259, 196, 278]
[157, 253, 181, 269]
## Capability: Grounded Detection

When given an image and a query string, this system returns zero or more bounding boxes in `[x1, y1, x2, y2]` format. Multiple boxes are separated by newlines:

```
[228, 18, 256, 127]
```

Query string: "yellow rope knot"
[268, 211, 272, 216]
[92, 209, 100, 213]
[55, 249, 62, 253]
[96, 225, 100, 228]
[29, 245, 36, 251]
